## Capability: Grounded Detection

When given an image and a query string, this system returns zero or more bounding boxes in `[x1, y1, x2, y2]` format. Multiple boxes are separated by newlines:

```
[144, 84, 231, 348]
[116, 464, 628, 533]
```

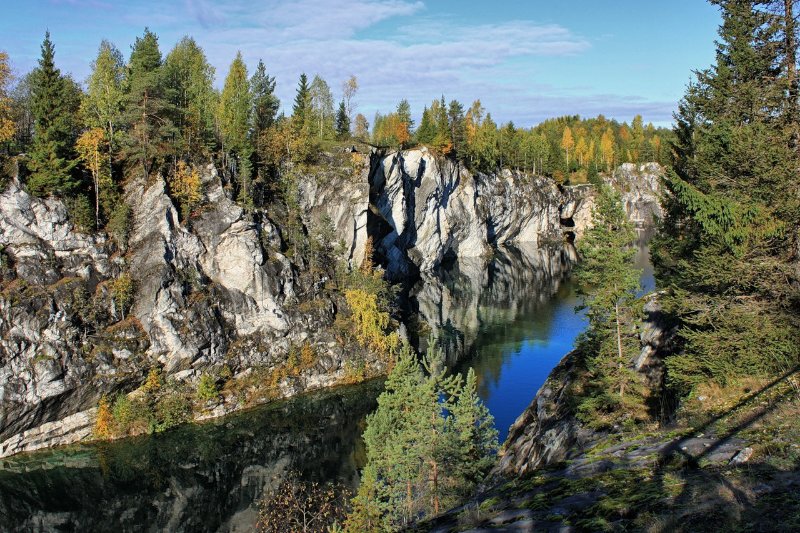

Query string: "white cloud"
[20, 0, 675, 126]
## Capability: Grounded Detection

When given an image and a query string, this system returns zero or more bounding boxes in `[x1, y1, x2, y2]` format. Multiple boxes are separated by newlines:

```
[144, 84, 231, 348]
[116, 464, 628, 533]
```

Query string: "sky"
[1, 0, 722, 128]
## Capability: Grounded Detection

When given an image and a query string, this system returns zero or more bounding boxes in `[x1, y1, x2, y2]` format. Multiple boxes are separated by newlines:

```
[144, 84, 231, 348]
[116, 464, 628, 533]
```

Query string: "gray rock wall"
[0, 153, 664, 458]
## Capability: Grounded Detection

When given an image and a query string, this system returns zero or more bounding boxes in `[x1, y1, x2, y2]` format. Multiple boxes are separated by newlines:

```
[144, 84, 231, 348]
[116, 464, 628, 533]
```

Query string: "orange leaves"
[94, 396, 114, 439]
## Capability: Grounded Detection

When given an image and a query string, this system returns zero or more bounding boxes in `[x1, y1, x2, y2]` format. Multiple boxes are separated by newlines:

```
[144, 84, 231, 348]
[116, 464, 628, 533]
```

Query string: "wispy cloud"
[185, 0, 226, 29]
[15, 0, 675, 126]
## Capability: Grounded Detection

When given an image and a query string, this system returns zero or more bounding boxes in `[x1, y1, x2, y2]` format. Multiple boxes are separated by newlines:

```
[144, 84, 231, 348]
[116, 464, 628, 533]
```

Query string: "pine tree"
[122, 28, 173, 180]
[346, 343, 497, 531]
[27, 32, 80, 196]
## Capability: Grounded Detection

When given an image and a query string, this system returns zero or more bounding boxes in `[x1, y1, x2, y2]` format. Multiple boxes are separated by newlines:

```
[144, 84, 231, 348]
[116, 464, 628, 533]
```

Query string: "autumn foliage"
[168, 160, 203, 221]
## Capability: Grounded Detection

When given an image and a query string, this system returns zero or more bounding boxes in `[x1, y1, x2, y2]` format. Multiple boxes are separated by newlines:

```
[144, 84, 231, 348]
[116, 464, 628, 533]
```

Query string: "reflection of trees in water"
[0, 381, 381, 532]
[412, 244, 577, 396]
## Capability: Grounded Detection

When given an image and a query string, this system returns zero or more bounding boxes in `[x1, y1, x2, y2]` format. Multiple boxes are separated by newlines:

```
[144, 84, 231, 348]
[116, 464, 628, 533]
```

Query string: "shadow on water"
[0, 381, 382, 533]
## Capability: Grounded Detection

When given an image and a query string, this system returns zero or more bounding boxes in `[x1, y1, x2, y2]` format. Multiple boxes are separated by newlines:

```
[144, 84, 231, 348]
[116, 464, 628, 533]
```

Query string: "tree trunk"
[406, 479, 412, 523]
[615, 300, 625, 398]
[431, 460, 439, 515]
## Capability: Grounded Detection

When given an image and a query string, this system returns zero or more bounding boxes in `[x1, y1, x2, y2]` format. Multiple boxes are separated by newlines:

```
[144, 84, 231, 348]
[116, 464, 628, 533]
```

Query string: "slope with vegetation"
[424, 1, 800, 531]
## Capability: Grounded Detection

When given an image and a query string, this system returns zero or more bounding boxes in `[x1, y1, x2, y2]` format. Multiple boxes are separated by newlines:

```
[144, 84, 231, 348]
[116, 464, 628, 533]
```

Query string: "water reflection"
[0, 241, 655, 531]
[0, 382, 380, 533]
[411, 244, 584, 441]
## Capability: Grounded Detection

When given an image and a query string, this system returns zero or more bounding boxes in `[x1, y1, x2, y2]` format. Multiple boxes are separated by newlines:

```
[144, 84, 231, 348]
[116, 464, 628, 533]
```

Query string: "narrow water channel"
[0, 241, 655, 531]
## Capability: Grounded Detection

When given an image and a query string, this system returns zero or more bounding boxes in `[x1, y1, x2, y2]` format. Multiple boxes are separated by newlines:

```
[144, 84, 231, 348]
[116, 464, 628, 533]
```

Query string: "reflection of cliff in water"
[411, 243, 577, 372]
[0, 381, 380, 533]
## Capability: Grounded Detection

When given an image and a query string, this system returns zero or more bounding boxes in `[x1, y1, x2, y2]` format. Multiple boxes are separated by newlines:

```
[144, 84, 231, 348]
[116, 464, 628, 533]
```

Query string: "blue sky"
[1, 0, 721, 127]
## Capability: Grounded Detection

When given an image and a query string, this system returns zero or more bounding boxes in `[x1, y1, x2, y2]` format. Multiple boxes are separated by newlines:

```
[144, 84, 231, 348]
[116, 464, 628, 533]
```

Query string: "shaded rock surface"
[495, 295, 674, 477]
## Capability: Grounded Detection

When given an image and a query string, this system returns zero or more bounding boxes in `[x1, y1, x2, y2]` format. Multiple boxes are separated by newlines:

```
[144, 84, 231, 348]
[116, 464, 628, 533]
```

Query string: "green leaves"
[348, 343, 498, 531]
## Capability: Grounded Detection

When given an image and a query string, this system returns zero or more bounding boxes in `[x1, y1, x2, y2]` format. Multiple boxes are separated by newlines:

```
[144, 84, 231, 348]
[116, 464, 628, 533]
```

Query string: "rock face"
[371, 148, 563, 278]
[0, 152, 664, 458]
[561, 163, 664, 242]
[494, 295, 674, 477]
[0, 163, 377, 458]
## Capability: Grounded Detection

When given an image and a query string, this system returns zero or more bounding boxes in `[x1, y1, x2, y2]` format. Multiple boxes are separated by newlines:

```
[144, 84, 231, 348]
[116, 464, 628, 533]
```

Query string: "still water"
[0, 242, 654, 531]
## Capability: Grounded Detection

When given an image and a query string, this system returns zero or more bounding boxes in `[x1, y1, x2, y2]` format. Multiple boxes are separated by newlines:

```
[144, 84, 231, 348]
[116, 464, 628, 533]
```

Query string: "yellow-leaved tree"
[168, 160, 203, 221]
[561, 126, 575, 167]
[0, 51, 15, 146]
[75, 127, 109, 229]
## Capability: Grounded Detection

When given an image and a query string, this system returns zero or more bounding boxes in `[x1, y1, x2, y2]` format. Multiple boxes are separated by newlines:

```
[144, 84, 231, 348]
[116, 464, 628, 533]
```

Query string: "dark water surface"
[0, 243, 654, 532]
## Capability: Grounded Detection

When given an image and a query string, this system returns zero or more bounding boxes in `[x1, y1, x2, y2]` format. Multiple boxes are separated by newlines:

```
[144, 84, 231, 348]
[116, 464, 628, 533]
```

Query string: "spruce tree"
[335, 100, 350, 139]
[447, 99, 466, 155]
[416, 106, 435, 145]
[292, 73, 310, 130]
[574, 185, 643, 421]
[27, 32, 80, 196]
[250, 59, 279, 137]
[653, 0, 800, 392]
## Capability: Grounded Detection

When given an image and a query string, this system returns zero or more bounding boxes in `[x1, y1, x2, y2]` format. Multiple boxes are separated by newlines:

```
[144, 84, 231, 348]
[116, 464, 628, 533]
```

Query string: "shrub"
[111, 272, 135, 320]
[107, 201, 132, 250]
[155, 388, 191, 431]
[196, 373, 219, 403]
[94, 396, 113, 439]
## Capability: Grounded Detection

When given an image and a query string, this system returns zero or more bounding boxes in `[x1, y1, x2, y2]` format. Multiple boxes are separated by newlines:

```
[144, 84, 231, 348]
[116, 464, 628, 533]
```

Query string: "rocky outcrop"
[298, 154, 371, 269]
[0, 153, 664, 458]
[561, 163, 664, 241]
[371, 148, 563, 278]
[125, 166, 295, 372]
[0, 163, 379, 458]
[495, 295, 674, 477]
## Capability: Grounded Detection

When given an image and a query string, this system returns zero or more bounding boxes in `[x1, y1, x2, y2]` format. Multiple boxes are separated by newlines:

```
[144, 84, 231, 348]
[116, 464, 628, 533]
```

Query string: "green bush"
[107, 201, 132, 250]
[64, 194, 95, 232]
[196, 373, 220, 402]
[111, 273, 135, 320]
[155, 388, 191, 431]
